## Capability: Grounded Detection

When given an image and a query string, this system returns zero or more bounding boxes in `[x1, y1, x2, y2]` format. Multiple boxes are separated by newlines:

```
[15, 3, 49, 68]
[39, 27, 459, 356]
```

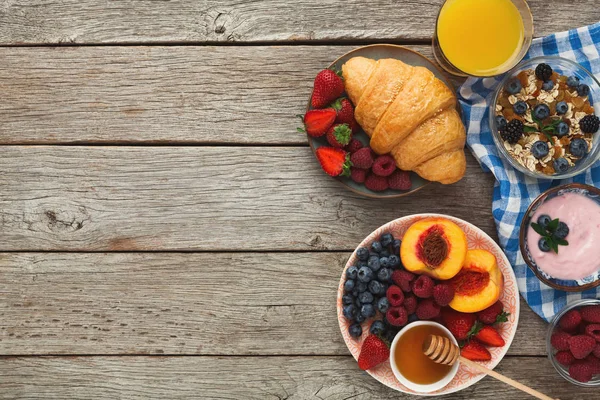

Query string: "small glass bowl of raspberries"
[547, 299, 600, 386]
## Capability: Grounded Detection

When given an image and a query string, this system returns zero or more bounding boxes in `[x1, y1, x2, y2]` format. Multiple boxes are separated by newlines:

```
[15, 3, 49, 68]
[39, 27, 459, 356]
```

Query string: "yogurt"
[527, 192, 600, 280]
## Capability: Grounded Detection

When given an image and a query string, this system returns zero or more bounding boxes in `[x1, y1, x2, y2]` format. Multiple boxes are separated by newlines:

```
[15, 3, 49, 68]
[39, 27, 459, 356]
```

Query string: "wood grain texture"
[0, 146, 496, 251]
[0, 45, 448, 145]
[0, 0, 598, 45]
[0, 356, 590, 399]
[0, 252, 546, 356]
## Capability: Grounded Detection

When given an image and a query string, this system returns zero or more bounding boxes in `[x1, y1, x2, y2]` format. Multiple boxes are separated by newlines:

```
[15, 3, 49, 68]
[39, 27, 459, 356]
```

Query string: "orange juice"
[437, 0, 524, 76]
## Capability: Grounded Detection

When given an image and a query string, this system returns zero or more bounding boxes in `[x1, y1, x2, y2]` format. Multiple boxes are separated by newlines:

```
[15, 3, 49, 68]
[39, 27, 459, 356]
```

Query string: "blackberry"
[580, 115, 600, 134]
[501, 119, 524, 144]
[535, 63, 553, 81]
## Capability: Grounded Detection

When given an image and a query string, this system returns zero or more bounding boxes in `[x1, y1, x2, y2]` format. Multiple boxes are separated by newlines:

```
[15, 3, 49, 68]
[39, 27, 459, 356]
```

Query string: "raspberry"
[585, 323, 600, 342]
[477, 301, 506, 324]
[581, 305, 600, 323]
[555, 350, 575, 366]
[350, 147, 374, 169]
[432, 283, 455, 307]
[570, 335, 596, 359]
[585, 355, 600, 374]
[412, 275, 434, 299]
[391, 270, 415, 293]
[550, 330, 572, 351]
[416, 299, 441, 320]
[364, 173, 389, 192]
[388, 170, 412, 191]
[403, 295, 417, 315]
[345, 138, 363, 154]
[594, 343, 600, 358]
[569, 361, 595, 383]
[559, 309, 582, 331]
[386, 285, 404, 307]
[350, 167, 367, 183]
[386, 306, 408, 327]
[371, 155, 396, 177]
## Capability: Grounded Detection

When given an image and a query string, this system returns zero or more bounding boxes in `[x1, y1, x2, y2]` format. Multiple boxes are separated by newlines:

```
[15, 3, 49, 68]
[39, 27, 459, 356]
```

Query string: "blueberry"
[513, 100, 527, 115]
[344, 279, 355, 293]
[387, 255, 400, 268]
[379, 257, 390, 269]
[370, 241, 383, 253]
[496, 115, 508, 131]
[357, 266, 373, 283]
[384, 330, 398, 343]
[355, 313, 366, 323]
[537, 214, 552, 228]
[343, 304, 356, 320]
[342, 294, 354, 305]
[542, 80, 554, 91]
[358, 261, 368, 268]
[556, 101, 568, 115]
[377, 268, 392, 282]
[352, 288, 359, 297]
[367, 256, 381, 272]
[380, 249, 390, 258]
[577, 84, 590, 97]
[570, 138, 588, 158]
[531, 141, 549, 159]
[361, 304, 376, 319]
[357, 282, 368, 293]
[408, 314, 419, 323]
[368, 280, 385, 296]
[380, 233, 394, 247]
[506, 78, 522, 95]
[556, 121, 569, 137]
[358, 291, 374, 304]
[538, 238, 551, 252]
[356, 247, 369, 261]
[567, 75, 580, 88]
[349, 323, 363, 338]
[377, 297, 390, 313]
[346, 265, 358, 280]
[533, 104, 550, 120]
[553, 157, 570, 174]
[392, 239, 401, 254]
[370, 320, 386, 336]
[554, 222, 569, 239]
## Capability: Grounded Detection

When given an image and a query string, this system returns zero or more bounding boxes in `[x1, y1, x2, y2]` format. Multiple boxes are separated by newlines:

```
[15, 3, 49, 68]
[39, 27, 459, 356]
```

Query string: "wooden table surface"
[1, 1, 599, 399]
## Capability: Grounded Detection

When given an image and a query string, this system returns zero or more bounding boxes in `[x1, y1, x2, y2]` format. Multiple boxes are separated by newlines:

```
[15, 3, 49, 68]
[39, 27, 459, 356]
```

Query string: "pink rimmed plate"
[336, 213, 520, 396]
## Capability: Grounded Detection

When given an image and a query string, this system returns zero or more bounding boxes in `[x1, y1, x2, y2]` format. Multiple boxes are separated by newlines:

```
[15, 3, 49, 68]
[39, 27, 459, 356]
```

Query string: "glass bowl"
[491, 56, 600, 179]
[519, 183, 600, 292]
[546, 299, 600, 387]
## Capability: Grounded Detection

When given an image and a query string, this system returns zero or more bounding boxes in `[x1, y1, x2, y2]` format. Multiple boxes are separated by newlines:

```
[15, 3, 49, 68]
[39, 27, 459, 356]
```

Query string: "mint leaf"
[547, 218, 560, 232]
[531, 222, 548, 236]
[523, 126, 538, 133]
[555, 238, 569, 246]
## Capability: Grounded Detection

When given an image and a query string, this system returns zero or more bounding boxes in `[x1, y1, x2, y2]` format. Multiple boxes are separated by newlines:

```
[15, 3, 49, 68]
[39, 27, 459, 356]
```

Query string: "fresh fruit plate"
[301, 44, 461, 198]
[336, 214, 520, 395]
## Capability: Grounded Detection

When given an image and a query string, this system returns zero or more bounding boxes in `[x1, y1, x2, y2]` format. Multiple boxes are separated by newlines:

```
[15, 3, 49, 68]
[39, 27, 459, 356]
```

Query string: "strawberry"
[326, 123, 352, 148]
[461, 340, 492, 361]
[442, 308, 477, 340]
[332, 98, 359, 133]
[315, 147, 351, 177]
[298, 109, 337, 138]
[473, 324, 505, 347]
[477, 301, 509, 325]
[358, 335, 390, 370]
[312, 69, 344, 109]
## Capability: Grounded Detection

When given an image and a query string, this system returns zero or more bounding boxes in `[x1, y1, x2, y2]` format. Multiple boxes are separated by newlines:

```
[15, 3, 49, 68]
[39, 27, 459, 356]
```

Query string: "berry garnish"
[501, 119, 524, 144]
[538, 238, 551, 252]
[580, 115, 600, 134]
[577, 84, 590, 97]
[532, 104, 550, 120]
[315, 147, 352, 177]
[555, 121, 569, 137]
[531, 141, 549, 159]
[553, 157, 569, 174]
[298, 108, 337, 137]
[496, 115, 508, 131]
[513, 100, 527, 115]
[555, 101, 568, 115]
[567, 75, 580, 88]
[535, 63, 553, 81]
[531, 217, 569, 253]
[542, 80, 554, 91]
[505, 78, 522, 95]
[537, 214, 551, 228]
[554, 221, 570, 240]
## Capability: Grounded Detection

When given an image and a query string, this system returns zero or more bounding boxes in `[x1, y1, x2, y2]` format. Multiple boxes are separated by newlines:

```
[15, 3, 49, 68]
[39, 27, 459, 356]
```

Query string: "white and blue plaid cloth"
[459, 22, 600, 322]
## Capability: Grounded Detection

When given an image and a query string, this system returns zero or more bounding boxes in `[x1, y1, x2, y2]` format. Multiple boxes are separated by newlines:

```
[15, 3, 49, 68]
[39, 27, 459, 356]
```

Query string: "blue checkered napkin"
[458, 22, 600, 322]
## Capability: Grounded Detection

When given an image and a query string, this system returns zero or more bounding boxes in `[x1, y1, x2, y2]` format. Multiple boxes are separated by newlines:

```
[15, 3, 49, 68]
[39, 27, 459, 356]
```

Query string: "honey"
[394, 324, 453, 384]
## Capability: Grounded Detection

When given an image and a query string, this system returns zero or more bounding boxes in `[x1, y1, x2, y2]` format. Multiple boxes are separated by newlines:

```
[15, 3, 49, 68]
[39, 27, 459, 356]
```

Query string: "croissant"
[342, 57, 466, 185]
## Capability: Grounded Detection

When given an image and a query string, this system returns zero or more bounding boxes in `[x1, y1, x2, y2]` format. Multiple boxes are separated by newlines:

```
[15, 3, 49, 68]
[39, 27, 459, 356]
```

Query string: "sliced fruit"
[473, 323, 505, 347]
[315, 147, 351, 177]
[461, 340, 491, 361]
[400, 218, 467, 280]
[299, 108, 337, 137]
[448, 249, 503, 313]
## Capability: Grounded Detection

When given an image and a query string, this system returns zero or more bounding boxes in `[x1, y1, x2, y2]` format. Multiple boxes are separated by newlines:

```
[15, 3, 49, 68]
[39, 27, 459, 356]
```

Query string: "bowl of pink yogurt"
[520, 183, 600, 292]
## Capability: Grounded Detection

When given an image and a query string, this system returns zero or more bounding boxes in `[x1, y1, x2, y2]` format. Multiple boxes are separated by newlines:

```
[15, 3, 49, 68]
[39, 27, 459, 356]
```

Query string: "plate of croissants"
[301, 44, 467, 198]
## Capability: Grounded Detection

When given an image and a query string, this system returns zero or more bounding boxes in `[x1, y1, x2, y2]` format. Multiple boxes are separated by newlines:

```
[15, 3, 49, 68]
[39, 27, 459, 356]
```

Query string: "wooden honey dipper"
[423, 335, 558, 400]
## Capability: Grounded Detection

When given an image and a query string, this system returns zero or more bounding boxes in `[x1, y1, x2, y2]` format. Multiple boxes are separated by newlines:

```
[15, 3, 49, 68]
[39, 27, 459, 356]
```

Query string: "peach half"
[448, 249, 504, 313]
[400, 218, 467, 280]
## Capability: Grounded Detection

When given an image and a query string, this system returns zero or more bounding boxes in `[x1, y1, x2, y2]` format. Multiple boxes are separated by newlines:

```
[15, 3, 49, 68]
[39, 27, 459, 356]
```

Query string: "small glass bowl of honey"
[390, 321, 459, 393]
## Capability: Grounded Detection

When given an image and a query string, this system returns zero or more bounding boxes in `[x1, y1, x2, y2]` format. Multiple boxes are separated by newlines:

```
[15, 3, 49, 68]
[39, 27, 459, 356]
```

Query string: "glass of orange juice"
[433, 0, 533, 77]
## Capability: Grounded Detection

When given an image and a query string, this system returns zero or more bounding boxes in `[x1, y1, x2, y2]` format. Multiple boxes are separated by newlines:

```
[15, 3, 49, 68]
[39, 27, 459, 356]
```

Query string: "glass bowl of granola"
[491, 56, 600, 179]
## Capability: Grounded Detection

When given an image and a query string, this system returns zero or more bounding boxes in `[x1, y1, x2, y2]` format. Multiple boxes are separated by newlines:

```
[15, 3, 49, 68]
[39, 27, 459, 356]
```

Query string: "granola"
[496, 67, 595, 175]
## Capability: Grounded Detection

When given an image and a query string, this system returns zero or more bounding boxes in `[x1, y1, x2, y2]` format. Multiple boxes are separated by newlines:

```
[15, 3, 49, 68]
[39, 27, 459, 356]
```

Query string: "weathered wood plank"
[0, 146, 496, 251]
[0, 356, 587, 399]
[0, 1, 597, 45]
[0, 252, 546, 356]
[0, 45, 444, 145]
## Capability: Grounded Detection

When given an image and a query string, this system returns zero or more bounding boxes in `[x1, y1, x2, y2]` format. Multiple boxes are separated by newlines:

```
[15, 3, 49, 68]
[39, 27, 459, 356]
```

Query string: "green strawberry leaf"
[297, 127, 306, 133]
[467, 321, 483, 338]
[495, 311, 510, 324]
